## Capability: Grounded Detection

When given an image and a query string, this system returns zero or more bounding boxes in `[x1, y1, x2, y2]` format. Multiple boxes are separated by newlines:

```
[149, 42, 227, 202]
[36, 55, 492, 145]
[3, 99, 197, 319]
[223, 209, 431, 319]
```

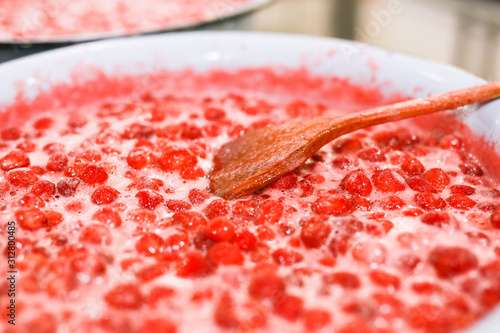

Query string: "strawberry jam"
[1, 67, 500, 333]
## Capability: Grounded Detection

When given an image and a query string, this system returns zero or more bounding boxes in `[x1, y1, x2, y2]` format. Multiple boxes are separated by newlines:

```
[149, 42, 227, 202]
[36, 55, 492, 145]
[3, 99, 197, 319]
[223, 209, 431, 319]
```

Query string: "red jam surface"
[0, 0, 251, 41]
[1, 67, 500, 333]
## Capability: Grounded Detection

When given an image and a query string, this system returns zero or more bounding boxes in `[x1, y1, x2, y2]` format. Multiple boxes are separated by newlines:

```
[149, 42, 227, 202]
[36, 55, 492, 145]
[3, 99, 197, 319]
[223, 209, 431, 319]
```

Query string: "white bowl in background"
[0, 0, 273, 43]
[0, 32, 499, 332]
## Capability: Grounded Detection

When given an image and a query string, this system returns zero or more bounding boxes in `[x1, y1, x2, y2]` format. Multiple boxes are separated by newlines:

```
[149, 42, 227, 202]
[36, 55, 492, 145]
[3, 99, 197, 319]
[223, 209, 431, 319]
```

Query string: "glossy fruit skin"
[104, 284, 143, 310]
[372, 169, 405, 192]
[1, 149, 30, 171]
[340, 170, 373, 196]
[429, 246, 478, 278]
[91, 186, 120, 205]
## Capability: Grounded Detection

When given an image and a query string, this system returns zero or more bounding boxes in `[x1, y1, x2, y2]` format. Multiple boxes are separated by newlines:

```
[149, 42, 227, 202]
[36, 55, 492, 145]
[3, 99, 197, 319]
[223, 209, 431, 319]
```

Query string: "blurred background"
[248, 0, 500, 80]
[1, 0, 499, 80]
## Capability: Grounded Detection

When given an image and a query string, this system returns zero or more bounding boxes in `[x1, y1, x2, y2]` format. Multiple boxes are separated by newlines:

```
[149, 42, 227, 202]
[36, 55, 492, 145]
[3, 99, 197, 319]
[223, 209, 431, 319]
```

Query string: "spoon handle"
[334, 81, 500, 133]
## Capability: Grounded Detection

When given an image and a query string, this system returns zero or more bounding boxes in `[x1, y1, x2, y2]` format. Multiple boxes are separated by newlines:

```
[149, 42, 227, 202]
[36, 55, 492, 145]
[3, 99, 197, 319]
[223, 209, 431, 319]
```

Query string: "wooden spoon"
[210, 82, 500, 199]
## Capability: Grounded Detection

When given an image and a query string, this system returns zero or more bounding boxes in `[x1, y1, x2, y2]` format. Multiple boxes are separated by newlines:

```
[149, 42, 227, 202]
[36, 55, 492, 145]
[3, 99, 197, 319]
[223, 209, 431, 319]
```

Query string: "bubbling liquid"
[1, 68, 500, 333]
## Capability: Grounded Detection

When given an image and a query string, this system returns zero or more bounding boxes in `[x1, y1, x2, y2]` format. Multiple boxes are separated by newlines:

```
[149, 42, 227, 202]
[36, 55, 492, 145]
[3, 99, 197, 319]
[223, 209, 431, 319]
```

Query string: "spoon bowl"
[210, 81, 500, 199]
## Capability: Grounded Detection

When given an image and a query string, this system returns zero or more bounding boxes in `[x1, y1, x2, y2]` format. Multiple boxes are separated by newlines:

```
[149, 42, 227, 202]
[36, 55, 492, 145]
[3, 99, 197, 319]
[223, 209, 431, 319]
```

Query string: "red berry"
[358, 147, 386, 162]
[300, 220, 332, 248]
[1, 127, 21, 140]
[304, 174, 325, 184]
[156, 124, 182, 140]
[136, 233, 163, 256]
[406, 176, 438, 193]
[447, 195, 476, 210]
[76, 149, 102, 162]
[429, 246, 478, 278]
[312, 195, 353, 216]
[148, 286, 176, 307]
[80, 224, 112, 245]
[205, 217, 235, 242]
[177, 252, 214, 278]
[450, 185, 475, 196]
[31, 180, 56, 201]
[397, 254, 422, 273]
[214, 293, 239, 329]
[352, 241, 386, 264]
[248, 266, 285, 300]
[338, 319, 372, 333]
[33, 117, 53, 130]
[163, 232, 188, 253]
[166, 199, 192, 211]
[491, 207, 500, 229]
[129, 209, 159, 227]
[380, 195, 406, 210]
[127, 176, 162, 191]
[204, 199, 230, 220]
[135, 189, 164, 209]
[207, 242, 244, 266]
[172, 211, 207, 231]
[231, 200, 258, 222]
[16, 140, 36, 153]
[64, 158, 89, 177]
[126, 148, 156, 170]
[372, 169, 405, 192]
[365, 219, 394, 236]
[180, 165, 205, 180]
[15, 208, 47, 231]
[71, 252, 106, 281]
[79, 165, 109, 185]
[105, 283, 143, 309]
[328, 234, 351, 257]
[232, 229, 258, 252]
[332, 137, 362, 154]
[17, 193, 45, 208]
[272, 248, 304, 266]
[159, 148, 197, 172]
[67, 113, 88, 128]
[6, 168, 38, 187]
[92, 207, 122, 227]
[333, 155, 358, 170]
[459, 162, 483, 176]
[188, 188, 211, 205]
[340, 170, 372, 196]
[57, 178, 80, 197]
[369, 270, 400, 289]
[421, 212, 450, 227]
[46, 152, 68, 172]
[45, 210, 64, 226]
[414, 192, 446, 211]
[422, 168, 450, 191]
[480, 287, 500, 309]
[0, 181, 9, 198]
[407, 303, 450, 331]
[122, 123, 154, 139]
[440, 134, 463, 149]
[271, 173, 298, 190]
[401, 156, 425, 176]
[255, 200, 284, 225]
[204, 107, 226, 121]
[181, 124, 203, 140]
[303, 309, 331, 331]
[0, 149, 30, 171]
[91, 186, 120, 205]
[273, 294, 303, 322]
[411, 282, 442, 295]
[480, 260, 500, 279]
[323, 272, 361, 289]
[138, 319, 177, 333]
